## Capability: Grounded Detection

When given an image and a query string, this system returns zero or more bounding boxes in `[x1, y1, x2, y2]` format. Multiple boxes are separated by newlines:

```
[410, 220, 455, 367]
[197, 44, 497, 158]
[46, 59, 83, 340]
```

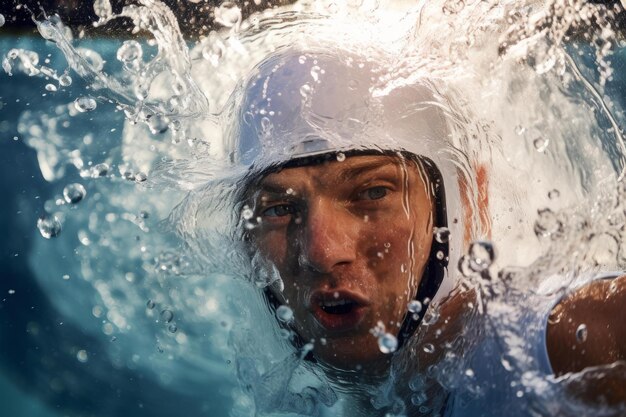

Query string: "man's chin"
[312, 336, 391, 375]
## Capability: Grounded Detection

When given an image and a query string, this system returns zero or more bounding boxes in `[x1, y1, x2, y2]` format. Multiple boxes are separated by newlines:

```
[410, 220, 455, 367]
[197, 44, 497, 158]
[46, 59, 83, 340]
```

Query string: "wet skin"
[248, 154, 434, 372]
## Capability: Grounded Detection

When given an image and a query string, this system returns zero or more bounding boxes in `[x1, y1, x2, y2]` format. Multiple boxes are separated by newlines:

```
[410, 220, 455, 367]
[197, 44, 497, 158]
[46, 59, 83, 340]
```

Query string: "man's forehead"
[256, 154, 413, 191]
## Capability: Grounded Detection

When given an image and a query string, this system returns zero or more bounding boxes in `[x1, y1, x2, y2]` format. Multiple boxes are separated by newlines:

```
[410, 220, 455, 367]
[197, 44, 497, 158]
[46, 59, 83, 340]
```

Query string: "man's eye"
[263, 204, 296, 217]
[359, 186, 388, 201]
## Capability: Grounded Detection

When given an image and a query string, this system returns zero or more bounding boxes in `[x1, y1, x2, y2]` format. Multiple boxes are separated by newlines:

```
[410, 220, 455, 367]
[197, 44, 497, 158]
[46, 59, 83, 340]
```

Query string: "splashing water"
[3, 0, 626, 416]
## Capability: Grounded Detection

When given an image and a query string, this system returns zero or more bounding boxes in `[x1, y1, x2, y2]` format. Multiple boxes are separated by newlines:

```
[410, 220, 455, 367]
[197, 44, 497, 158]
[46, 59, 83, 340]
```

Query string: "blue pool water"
[2, 3, 626, 416]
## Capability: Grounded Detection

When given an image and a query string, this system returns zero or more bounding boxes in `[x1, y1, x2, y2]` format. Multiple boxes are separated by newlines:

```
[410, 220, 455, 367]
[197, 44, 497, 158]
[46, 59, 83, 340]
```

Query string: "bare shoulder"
[546, 274, 626, 403]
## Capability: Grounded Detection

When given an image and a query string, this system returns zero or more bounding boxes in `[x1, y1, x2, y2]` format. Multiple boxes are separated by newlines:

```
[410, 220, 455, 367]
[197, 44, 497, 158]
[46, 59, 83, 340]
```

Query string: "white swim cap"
[227, 45, 466, 339]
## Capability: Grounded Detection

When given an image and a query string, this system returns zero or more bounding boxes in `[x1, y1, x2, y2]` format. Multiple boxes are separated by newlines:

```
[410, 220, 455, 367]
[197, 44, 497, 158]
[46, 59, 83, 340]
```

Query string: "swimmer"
[232, 46, 626, 413]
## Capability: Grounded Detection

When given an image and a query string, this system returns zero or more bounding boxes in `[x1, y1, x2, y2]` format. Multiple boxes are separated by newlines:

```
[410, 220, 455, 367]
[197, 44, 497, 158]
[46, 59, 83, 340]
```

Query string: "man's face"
[248, 154, 434, 371]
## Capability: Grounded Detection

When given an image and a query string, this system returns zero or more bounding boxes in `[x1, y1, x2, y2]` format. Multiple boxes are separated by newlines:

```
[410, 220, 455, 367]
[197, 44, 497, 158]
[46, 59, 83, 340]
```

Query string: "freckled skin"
[249, 155, 434, 372]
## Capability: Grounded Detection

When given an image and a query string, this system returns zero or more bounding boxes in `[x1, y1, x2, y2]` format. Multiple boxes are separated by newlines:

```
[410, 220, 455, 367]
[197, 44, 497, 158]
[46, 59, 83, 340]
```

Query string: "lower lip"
[312, 305, 368, 333]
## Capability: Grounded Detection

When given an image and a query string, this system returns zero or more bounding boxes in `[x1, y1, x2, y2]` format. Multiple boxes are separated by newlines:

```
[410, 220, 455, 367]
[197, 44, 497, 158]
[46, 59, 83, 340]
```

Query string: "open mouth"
[310, 290, 370, 332]
[319, 299, 359, 315]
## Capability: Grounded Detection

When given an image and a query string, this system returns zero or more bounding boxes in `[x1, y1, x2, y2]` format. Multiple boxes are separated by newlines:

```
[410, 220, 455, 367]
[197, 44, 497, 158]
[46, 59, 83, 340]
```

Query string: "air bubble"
[371, 321, 397, 353]
[514, 125, 526, 135]
[433, 226, 450, 243]
[423, 343, 435, 354]
[378, 333, 398, 354]
[310, 65, 321, 82]
[336, 152, 346, 162]
[63, 183, 87, 204]
[548, 189, 560, 199]
[411, 392, 427, 406]
[74, 96, 97, 112]
[76, 350, 88, 363]
[168, 324, 178, 333]
[146, 299, 155, 309]
[214, 2, 242, 29]
[161, 309, 174, 323]
[93, 0, 113, 19]
[59, 74, 72, 87]
[0, 14, 5, 28]
[45, 83, 57, 92]
[436, 250, 445, 260]
[533, 137, 549, 152]
[575, 323, 587, 343]
[468, 240, 495, 272]
[299, 84, 311, 98]
[534, 208, 563, 239]
[91, 163, 109, 177]
[407, 300, 422, 314]
[134, 172, 148, 183]
[242, 207, 254, 220]
[117, 40, 143, 66]
[37, 216, 62, 239]
[276, 305, 294, 322]
[443, 0, 465, 15]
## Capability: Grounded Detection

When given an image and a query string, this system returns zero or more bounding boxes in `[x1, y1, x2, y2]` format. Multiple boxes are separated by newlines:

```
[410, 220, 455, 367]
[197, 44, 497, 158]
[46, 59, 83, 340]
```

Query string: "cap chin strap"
[396, 156, 448, 347]
[396, 186, 453, 417]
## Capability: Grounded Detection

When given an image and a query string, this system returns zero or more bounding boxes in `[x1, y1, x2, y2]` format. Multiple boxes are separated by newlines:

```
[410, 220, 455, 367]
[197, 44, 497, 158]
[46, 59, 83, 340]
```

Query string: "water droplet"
[433, 226, 450, 243]
[146, 299, 155, 309]
[63, 183, 86, 204]
[134, 172, 147, 183]
[168, 324, 178, 333]
[407, 300, 422, 314]
[298, 55, 307, 64]
[310, 65, 321, 82]
[76, 350, 88, 363]
[74, 96, 97, 112]
[299, 83, 311, 98]
[514, 125, 526, 135]
[575, 323, 587, 343]
[465, 368, 475, 377]
[91, 163, 109, 177]
[336, 152, 346, 162]
[241, 207, 254, 220]
[0, 14, 5, 28]
[93, 0, 112, 19]
[533, 137, 549, 152]
[378, 332, 398, 354]
[45, 83, 57, 92]
[411, 392, 427, 406]
[534, 208, 563, 239]
[548, 189, 560, 199]
[59, 74, 72, 87]
[468, 240, 495, 272]
[276, 305, 294, 322]
[37, 216, 62, 239]
[148, 115, 168, 134]
[117, 40, 143, 66]
[436, 250, 445, 260]
[161, 309, 174, 323]
[214, 2, 242, 29]
[423, 343, 435, 354]
[7, 289, 15, 294]
[442, 0, 465, 15]
[62, 274, 70, 280]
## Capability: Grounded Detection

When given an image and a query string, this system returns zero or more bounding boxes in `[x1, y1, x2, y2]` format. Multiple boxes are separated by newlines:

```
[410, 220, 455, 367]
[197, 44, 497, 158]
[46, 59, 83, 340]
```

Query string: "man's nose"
[298, 198, 357, 273]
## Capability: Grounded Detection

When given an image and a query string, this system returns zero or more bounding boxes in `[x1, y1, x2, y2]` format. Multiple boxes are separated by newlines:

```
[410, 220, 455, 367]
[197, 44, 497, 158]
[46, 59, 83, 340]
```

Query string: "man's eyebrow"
[336, 158, 399, 182]
[255, 183, 290, 195]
